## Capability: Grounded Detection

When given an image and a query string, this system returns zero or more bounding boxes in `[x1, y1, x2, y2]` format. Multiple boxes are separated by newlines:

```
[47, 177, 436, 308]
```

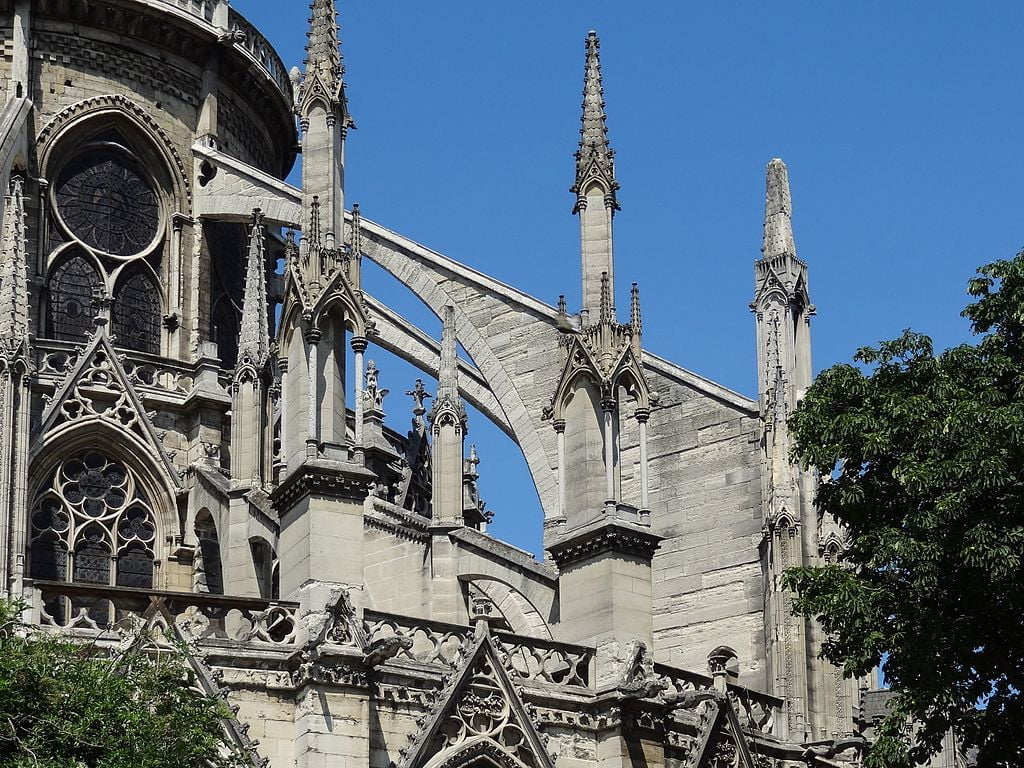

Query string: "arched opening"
[111, 263, 162, 354]
[28, 451, 159, 625]
[46, 250, 101, 342]
[561, 379, 605, 525]
[250, 537, 279, 600]
[194, 509, 224, 595]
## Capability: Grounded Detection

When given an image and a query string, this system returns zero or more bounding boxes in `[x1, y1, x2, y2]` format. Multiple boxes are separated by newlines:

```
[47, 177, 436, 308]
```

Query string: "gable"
[33, 326, 182, 491]
[398, 627, 553, 768]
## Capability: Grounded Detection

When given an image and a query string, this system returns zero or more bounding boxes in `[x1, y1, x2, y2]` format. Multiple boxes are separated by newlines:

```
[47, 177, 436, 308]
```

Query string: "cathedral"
[0, 2, 964, 767]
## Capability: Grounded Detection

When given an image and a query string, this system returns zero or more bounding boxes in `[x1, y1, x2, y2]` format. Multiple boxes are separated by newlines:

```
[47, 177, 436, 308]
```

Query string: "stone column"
[636, 407, 650, 525]
[351, 336, 366, 461]
[305, 328, 320, 459]
[602, 398, 616, 512]
[554, 419, 567, 524]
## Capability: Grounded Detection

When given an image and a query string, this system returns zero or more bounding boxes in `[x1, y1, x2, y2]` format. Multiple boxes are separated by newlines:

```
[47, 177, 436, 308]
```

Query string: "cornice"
[270, 458, 376, 511]
[548, 518, 663, 569]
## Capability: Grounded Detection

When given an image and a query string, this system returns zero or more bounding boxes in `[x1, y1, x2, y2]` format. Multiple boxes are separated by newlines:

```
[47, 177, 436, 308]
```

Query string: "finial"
[407, 379, 431, 418]
[630, 282, 642, 336]
[762, 158, 796, 260]
[599, 271, 614, 324]
[572, 29, 619, 214]
[557, 294, 567, 317]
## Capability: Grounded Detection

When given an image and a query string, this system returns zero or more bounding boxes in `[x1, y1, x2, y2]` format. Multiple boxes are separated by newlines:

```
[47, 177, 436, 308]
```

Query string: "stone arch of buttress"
[360, 219, 562, 521]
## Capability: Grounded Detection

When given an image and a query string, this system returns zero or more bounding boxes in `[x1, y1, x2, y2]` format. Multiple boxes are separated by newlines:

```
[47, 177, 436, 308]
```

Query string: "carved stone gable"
[34, 326, 181, 490]
[397, 627, 553, 768]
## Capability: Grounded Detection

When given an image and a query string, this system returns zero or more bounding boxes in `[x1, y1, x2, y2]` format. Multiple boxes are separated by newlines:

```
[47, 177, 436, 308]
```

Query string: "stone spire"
[598, 271, 614, 326]
[0, 175, 28, 358]
[762, 158, 796, 260]
[630, 282, 642, 337]
[430, 305, 467, 431]
[303, 0, 348, 111]
[572, 31, 619, 325]
[430, 305, 468, 527]
[293, 0, 352, 283]
[572, 31, 619, 213]
[237, 209, 270, 370]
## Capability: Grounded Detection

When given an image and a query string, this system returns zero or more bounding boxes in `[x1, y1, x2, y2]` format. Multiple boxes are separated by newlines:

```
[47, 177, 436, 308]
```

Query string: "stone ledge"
[548, 517, 664, 569]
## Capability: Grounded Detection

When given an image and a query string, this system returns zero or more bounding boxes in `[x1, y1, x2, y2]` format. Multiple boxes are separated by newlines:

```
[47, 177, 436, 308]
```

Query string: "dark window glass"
[55, 149, 160, 256]
[116, 544, 154, 589]
[47, 254, 101, 342]
[112, 266, 161, 354]
[30, 534, 68, 582]
[73, 532, 110, 585]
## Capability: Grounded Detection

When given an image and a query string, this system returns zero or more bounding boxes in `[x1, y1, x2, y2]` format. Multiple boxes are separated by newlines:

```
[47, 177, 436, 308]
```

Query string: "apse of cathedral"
[0, 2, 959, 767]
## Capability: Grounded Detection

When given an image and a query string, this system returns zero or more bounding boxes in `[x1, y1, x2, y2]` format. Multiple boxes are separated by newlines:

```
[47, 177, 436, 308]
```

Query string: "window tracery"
[54, 148, 160, 257]
[47, 252, 101, 342]
[43, 129, 167, 354]
[112, 265, 161, 354]
[30, 452, 158, 623]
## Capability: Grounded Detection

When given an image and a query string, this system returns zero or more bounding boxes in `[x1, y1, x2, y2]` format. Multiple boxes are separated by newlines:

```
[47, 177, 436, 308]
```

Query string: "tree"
[0, 599, 249, 768]
[784, 253, 1024, 767]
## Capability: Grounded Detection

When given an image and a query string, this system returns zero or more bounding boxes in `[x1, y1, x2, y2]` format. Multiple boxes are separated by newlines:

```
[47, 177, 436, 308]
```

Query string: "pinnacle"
[237, 209, 271, 369]
[306, 0, 343, 87]
[762, 157, 796, 260]
[437, 304, 459, 400]
[572, 29, 619, 210]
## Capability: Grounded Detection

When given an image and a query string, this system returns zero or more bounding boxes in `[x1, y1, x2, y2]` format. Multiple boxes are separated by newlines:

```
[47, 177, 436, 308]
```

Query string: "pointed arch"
[111, 262, 162, 354]
[194, 509, 224, 595]
[45, 249, 102, 342]
[36, 94, 191, 214]
[28, 448, 163, 622]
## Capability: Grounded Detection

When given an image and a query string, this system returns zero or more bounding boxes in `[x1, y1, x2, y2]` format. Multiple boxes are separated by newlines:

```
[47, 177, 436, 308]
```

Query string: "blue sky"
[234, 1, 1024, 554]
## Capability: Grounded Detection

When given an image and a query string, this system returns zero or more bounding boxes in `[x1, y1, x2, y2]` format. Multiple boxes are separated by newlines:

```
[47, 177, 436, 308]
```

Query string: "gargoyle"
[363, 634, 413, 668]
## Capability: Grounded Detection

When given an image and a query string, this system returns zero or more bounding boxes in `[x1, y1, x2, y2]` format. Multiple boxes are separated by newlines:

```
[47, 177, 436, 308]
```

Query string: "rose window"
[54, 149, 160, 257]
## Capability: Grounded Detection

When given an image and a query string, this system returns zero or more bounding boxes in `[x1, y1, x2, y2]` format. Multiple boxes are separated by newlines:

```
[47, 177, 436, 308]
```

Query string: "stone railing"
[654, 662, 781, 734]
[151, 0, 217, 22]
[496, 631, 593, 688]
[142, 0, 292, 107]
[227, 7, 294, 104]
[364, 610, 594, 688]
[364, 610, 472, 667]
[35, 340, 231, 401]
[31, 581, 299, 647]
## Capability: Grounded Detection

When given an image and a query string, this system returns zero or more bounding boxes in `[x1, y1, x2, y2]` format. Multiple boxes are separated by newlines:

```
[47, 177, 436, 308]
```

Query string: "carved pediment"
[34, 326, 182, 491]
[396, 626, 553, 768]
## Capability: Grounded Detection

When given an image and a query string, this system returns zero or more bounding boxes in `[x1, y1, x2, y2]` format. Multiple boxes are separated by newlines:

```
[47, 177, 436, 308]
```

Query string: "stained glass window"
[54, 149, 160, 257]
[47, 253, 101, 342]
[112, 266, 161, 354]
[29, 453, 160, 624]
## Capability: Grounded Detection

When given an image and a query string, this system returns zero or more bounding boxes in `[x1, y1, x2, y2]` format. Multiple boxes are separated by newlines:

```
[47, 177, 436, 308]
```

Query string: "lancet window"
[30, 452, 158, 623]
[47, 252, 102, 342]
[112, 265, 161, 354]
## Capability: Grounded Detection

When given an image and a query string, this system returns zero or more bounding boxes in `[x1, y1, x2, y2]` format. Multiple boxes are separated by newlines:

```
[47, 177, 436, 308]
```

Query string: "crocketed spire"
[0, 175, 28, 358]
[306, 0, 343, 96]
[236, 209, 270, 370]
[572, 31, 619, 213]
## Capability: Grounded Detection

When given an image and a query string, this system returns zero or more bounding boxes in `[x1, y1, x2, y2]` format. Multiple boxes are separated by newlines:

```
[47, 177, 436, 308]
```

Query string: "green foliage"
[0, 599, 248, 768]
[784, 254, 1024, 766]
